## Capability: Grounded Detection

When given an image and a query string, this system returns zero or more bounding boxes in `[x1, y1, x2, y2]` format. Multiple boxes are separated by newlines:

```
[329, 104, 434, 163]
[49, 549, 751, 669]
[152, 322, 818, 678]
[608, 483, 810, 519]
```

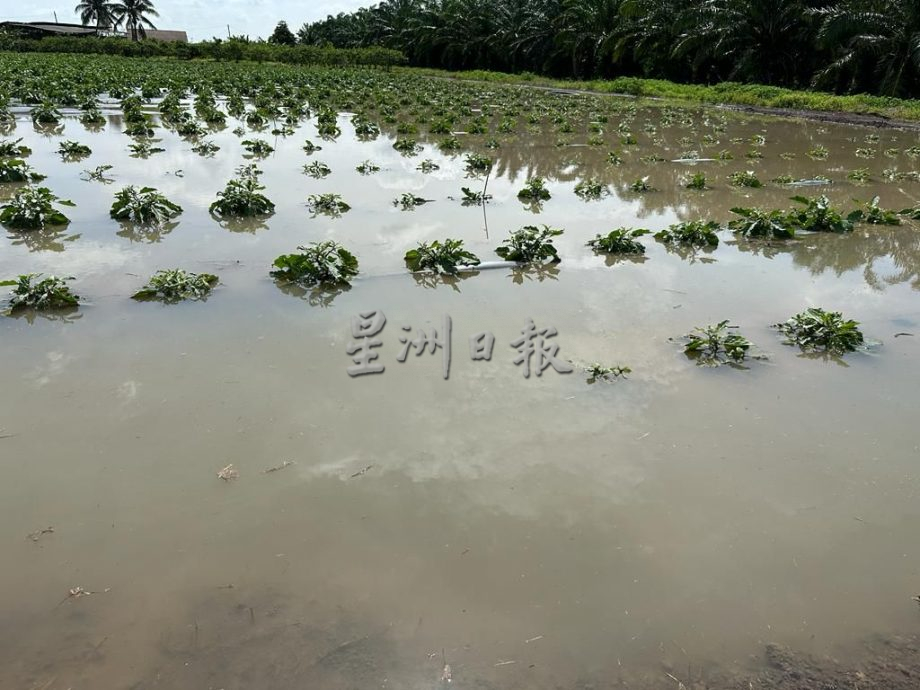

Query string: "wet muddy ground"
[1, 81, 919, 689]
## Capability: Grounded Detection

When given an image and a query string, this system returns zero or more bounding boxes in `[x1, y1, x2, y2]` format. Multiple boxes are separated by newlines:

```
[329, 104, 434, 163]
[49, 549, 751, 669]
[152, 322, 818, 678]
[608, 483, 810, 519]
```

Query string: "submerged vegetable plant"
[685, 172, 707, 190]
[683, 320, 755, 366]
[393, 193, 431, 210]
[404, 239, 480, 274]
[356, 160, 380, 175]
[460, 187, 492, 205]
[517, 177, 551, 201]
[302, 160, 331, 178]
[0, 159, 45, 183]
[111, 186, 182, 224]
[654, 220, 720, 247]
[210, 166, 274, 217]
[728, 170, 762, 188]
[587, 228, 650, 254]
[81, 165, 114, 183]
[787, 195, 859, 233]
[132, 269, 218, 303]
[271, 241, 359, 287]
[307, 193, 350, 217]
[728, 207, 795, 239]
[574, 177, 607, 199]
[855, 196, 900, 225]
[241, 139, 274, 157]
[774, 308, 865, 355]
[585, 363, 631, 383]
[630, 176, 654, 192]
[57, 141, 92, 160]
[2, 274, 78, 312]
[495, 225, 563, 263]
[0, 187, 74, 229]
[0, 138, 31, 157]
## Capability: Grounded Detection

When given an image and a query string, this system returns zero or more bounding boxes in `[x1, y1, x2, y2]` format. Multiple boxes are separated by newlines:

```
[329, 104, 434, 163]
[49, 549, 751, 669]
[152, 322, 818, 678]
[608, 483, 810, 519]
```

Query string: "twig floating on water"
[217, 464, 238, 480]
[494, 660, 516, 667]
[28, 527, 54, 542]
[263, 460, 294, 474]
[350, 464, 374, 478]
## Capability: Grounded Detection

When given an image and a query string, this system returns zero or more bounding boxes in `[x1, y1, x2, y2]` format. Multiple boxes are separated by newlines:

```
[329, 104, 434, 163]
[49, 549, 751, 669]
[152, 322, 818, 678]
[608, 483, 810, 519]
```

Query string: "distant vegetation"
[294, 0, 920, 98]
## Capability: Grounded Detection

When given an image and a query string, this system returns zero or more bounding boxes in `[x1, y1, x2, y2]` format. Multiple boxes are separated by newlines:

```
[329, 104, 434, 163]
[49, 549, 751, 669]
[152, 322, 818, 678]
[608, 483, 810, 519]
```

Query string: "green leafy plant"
[728, 170, 762, 188]
[2, 274, 78, 312]
[587, 227, 650, 254]
[685, 172, 707, 189]
[81, 165, 114, 183]
[417, 159, 440, 173]
[132, 269, 218, 303]
[899, 204, 920, 220]
[517, 177, 551, 201]
[210, 166, 275, 217]
[728, 207, 796, 239]
[31, 102, 61, 125]
[393, 138, 421, 155]
[855, 196, 900, 225]
[654, 220, 720, 247]
[847, 168, 871, 183]
[57, 140, 92, 159]
[807, 144, 829, 160]
[191, 140, 220, 155]
[393, 193, 431, 210]
[585, 363, 631, 383]
[302, 140, 322, 154]
[241, 139, 274, 157]
[774, 308, 865, 355]
[404, 239, 480, 274]
[0, 138, 31, 157]
[460, 187, 492, 205]
[630, 176, 655, 192]
[495, 225, 563, 263]
[110, 186, 182, 224]
[307, 193, 350, 217]
[464, 153, 493, 174]
[683, 320, 754, 366]
[0, 158, 45, 183]
[274, 236, 358, 284]
[303, 160, 331, 178]
[574, 177, 607, 199]
[787, 195, 860, 233]
[0, 186, 74, 229]
[356, 160, 380, 174]
[128, 140, 165, 157]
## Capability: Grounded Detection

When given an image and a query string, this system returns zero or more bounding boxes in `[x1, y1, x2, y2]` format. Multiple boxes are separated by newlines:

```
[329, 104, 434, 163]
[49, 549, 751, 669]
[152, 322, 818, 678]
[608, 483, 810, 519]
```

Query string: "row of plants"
[1, 269, 869, 364]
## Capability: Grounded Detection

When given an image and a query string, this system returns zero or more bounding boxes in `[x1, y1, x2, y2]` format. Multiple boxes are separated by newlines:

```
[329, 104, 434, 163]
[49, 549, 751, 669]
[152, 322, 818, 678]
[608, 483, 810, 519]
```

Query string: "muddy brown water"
[1, 100, 920, 689]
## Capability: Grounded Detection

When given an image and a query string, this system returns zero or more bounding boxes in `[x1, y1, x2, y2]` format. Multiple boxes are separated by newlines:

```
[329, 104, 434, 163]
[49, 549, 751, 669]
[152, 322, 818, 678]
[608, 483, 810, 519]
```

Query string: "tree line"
[290, 0, 920, 97]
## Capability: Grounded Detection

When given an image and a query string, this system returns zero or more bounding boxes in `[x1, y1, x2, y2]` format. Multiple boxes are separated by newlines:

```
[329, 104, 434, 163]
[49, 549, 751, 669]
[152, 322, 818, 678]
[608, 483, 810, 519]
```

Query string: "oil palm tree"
[74, 0, 116, 30]
[111, 0, 159, 41]
[814, 0, 920, 96]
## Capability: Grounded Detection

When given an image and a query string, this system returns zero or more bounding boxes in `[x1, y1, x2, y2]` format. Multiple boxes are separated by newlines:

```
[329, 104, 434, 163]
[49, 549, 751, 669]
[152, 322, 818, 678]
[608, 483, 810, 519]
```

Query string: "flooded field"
[1, 59, 920, 689]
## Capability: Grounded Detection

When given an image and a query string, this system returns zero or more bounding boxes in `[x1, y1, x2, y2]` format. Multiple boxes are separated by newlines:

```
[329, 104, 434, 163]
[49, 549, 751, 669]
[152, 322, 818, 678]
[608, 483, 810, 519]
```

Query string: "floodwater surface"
[1, 86, 920, 689]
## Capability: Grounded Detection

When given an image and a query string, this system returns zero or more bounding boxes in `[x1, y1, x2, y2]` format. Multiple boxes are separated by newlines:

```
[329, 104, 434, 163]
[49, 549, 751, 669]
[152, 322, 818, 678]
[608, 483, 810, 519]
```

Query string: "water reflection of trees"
[730, 226, 920, 290]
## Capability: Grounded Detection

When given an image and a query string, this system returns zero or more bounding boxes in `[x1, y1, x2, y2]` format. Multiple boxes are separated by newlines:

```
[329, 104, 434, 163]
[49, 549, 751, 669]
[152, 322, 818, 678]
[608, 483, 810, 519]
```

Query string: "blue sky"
[2, 0, 372, 41]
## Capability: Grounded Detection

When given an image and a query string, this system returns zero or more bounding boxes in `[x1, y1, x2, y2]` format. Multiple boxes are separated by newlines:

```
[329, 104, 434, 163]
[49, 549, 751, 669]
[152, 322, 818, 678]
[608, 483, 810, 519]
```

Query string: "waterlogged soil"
[2, 86, 920, 690]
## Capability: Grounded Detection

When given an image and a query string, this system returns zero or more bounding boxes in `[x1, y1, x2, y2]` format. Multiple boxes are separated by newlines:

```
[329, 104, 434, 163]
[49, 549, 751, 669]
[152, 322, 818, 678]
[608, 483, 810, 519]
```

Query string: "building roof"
[0, 21, 97, 36]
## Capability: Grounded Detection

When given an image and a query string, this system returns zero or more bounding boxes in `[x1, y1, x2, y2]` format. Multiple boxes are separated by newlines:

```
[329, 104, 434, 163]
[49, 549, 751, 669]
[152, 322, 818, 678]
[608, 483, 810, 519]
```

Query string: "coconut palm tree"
[111, 0, 159, 41]
[74, 0, 116, 30]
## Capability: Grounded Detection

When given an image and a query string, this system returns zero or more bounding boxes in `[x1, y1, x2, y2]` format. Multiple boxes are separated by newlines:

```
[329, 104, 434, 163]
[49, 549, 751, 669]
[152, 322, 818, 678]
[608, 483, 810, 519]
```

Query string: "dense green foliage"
[132, 269, 218, 302]
[404, 239, 481, 274]
[587, 227, 650, 254]
[2, 274, 79, 312]
[683, 320, 754, 366]
[271, 242, 360, 286]
[775, 307, 865, 354]
[495, 225, 563, 263]
[296, 0, 920, 97]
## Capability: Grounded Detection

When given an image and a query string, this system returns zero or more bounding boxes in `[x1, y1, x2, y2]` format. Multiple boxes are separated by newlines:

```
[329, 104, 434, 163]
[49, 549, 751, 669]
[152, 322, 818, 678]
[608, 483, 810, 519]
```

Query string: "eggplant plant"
[132, 269, 218, 303]
[0, 138, 31, 157]
[404, 239, 480, 274]
[774, 308, 865, 355]
[2, 274, 79, 312]
[728, 207, 796, 239]
[271, 241, 359, 286]
[0, 187, 74, 229]
[393, 193, 431, 210]
[495, 225, 563, 263]
[0, 159, 45, 183]
[210, 166, 275, 217]
[654, 221, 720, 247]
[110, 186, 182, 224]
[587, 228, 650, 254]
[683, 320, 755, 366]
[57, 141, 92, 160]
[307, 193, 350, 217]
[517, 177, 551, 201]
